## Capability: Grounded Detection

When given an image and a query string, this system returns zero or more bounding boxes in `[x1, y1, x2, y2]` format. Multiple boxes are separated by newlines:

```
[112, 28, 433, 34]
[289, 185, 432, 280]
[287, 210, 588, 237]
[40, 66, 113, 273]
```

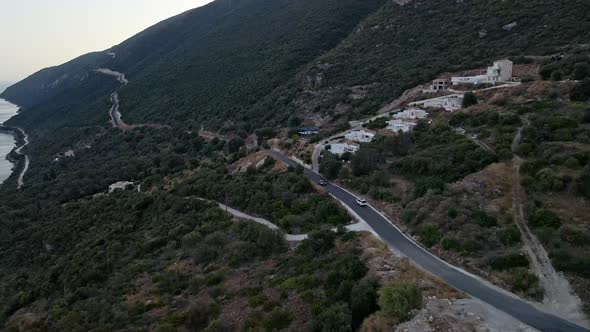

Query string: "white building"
[451, 59, 513, 86]
[327, 143, 359, 156]
[386, 119, 416, 133]
[410, 95, 463, 112]
[393, 108, 428, 120]
[345, 129, 375, 143]
[109, 181, 138, 193]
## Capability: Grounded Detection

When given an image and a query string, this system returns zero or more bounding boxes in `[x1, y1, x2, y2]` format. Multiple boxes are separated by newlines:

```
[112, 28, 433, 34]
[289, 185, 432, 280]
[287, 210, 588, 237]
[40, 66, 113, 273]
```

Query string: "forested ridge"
[1, 0, 590, 330]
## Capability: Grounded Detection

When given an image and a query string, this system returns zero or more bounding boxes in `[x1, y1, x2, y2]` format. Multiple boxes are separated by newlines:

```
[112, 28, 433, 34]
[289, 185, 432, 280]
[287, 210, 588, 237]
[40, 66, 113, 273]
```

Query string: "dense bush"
[462, 92, 479, 108]
[529, 209, 561, 229]
[500, 225, 522, 246]
[417, 225, 441, 248]
[182, 165, 350, 233]
[571, 79, 590, 101]
[490, 254, 530, 270]
[378, 283, 422, 322]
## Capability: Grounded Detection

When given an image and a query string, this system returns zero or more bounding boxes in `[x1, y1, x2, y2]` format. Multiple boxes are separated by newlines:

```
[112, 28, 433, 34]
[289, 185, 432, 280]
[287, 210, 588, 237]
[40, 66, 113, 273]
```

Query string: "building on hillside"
[393, 108, 428, 120]
[386, 119, 416, 133]
[298, 126, 320, 136]
[431, 79, 450, 92]
[441, 95, 463, 111]
[345, 129, 376, 143]
[109, 181, 140, 193]
[327, 143, 359, 156]
[451, 59, 513, 85]
[410, 95, 463, 112]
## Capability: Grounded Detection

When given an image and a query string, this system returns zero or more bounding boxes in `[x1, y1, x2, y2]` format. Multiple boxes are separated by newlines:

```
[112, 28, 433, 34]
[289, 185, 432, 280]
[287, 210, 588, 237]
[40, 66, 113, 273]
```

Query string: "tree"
[573, 62, 590, 80]
[577, 166, 590, 198]
[320, 153, 343, 180]
[551, 70, 563, 81]
[462, 92, 478, 108]
[529, 209, 561, 229]
[378, 283, 423, 322]
[313, 302, 352, 332]
[261, 308, 293, 331]
[350, 280, 378, 328]
[351, 148, 378, 176]
[571, 79, 590, 101]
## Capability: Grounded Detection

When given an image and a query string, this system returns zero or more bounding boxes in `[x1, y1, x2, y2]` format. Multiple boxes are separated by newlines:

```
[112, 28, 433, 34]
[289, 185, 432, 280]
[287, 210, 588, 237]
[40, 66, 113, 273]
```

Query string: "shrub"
[414, 176, 446, 196]
[350, 280, 378, 329]
[509, 268, 540, 293]
[378, 283, 422, 322]
[551, 249, 590, 277]
[551, 70, 563, 81]
[500, 225, 521, 246]
[186, 299, 221, 330]
[417, 225, 441, 247]
[573, 62, 590, 80]
[559, 225, 590, 247]
[441, 237, 462, 252]
[529, 210, 561, 229]
[313, 302, 352, 332]
[474, 210, 498, 227]
[321, 153, 343, 180]
[577, 166, 590, 198]
[462, 92, 478, 108]
[447, 208, 458, 219]
[401, 210, 417, 224]
[261, 308, 293, 331]
[490, 254, 530, 270]
[571, 79, 590, 101]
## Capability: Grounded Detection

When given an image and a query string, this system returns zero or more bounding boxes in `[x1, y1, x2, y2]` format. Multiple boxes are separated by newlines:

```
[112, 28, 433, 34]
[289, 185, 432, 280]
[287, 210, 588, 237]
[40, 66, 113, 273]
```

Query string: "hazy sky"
[0, 0, 214, 82]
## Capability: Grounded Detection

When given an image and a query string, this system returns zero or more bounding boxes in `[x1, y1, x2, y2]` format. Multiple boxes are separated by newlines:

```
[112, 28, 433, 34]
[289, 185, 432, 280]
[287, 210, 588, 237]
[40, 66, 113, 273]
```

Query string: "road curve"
[270, 149, 589, 332]
[14, 127, 29, 189]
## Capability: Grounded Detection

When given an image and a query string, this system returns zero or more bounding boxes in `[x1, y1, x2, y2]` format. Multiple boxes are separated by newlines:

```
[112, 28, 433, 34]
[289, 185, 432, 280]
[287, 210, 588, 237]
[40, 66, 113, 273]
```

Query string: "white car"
[356, 198, 368, 207]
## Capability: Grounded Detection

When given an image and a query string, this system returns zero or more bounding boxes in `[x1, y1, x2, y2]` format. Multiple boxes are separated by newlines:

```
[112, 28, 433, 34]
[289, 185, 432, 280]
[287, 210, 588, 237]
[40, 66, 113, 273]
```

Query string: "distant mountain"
[1, 0, 386, 131]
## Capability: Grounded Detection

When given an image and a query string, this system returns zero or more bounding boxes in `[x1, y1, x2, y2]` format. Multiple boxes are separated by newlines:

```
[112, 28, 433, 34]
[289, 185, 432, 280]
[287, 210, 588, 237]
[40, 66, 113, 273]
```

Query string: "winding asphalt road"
[270, 150, 589, 332]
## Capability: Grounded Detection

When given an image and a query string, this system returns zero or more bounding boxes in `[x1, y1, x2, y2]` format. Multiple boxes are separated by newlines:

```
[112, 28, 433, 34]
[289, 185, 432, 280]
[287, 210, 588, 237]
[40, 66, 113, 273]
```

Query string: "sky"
[0, 0, 214, 83]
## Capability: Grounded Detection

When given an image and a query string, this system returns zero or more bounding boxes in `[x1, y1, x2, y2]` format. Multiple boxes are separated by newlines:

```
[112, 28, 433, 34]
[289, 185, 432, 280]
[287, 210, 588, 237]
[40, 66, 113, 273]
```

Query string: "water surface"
[0, 98, 19, 184]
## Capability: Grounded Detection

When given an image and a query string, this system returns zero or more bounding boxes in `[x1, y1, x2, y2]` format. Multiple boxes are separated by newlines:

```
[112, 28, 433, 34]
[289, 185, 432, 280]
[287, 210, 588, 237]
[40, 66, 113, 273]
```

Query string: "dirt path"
[197, 197, 373, 241]
[511, 118, 589, 327]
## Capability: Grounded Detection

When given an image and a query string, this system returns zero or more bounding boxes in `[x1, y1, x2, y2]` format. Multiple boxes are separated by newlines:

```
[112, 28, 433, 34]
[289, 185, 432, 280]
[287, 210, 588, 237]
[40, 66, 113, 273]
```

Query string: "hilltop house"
[345, 129, 375, 143]
[109, 181, 140, 193]
[327, 143, 359, 156]
[451, 59, 513, 85]
[393, 108, 428, 120]
[298, 126, 320, 136]
[386, 119, 416, 133]
[431, 79, 450, 92]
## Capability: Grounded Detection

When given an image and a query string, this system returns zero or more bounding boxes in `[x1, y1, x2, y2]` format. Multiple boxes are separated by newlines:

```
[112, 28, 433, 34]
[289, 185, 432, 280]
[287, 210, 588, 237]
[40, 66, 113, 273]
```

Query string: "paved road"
[109, 92, 127, 128]
[12, 127, 30, 189]
[270, 150, 589, 332]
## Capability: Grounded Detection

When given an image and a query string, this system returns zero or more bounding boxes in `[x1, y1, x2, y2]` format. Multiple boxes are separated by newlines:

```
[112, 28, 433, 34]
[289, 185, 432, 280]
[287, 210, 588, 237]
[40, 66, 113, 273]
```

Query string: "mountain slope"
[249, 0, 590, 125]
[1, 0, 386, 131]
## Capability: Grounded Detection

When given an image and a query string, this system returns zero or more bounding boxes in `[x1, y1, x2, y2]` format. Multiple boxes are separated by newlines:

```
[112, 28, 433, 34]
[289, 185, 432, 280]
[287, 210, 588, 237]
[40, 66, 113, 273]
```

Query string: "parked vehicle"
[356, 198, 368, 207]
[319, 179, 327, 186]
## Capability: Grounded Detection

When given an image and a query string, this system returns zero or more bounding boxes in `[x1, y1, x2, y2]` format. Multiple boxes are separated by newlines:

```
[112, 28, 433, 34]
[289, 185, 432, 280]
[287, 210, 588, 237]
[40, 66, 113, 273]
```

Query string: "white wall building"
[393, 108, 428, 120]
[345, 129, 375, 143]
[109, 181, 139, 193]
[451, 59, 513, 86]
[386, 119, 416, 133]
[410, 94, 463, 112]
[327, 143, 359, 156]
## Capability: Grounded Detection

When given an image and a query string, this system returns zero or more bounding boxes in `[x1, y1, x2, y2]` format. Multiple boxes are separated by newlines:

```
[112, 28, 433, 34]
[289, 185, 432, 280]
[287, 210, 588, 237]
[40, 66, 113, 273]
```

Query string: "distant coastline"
[0, 96, 26, 186]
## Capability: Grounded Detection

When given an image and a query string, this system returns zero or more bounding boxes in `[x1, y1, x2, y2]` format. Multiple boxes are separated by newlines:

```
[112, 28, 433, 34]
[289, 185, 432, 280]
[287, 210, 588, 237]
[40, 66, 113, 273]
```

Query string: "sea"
[0, 82, 18, 184]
